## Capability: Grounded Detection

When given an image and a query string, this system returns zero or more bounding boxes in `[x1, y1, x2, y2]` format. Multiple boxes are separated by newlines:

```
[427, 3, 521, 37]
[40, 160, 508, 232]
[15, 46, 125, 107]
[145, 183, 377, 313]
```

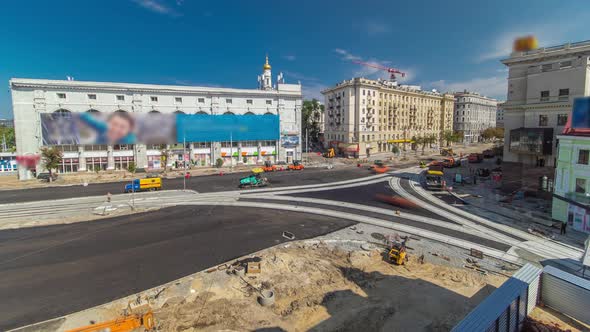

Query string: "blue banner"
[176, 114, 280, 142]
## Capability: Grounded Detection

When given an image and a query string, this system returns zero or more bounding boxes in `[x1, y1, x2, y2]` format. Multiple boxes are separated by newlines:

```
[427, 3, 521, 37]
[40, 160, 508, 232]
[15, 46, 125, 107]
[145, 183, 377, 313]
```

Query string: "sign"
[281, 135, 299, 148]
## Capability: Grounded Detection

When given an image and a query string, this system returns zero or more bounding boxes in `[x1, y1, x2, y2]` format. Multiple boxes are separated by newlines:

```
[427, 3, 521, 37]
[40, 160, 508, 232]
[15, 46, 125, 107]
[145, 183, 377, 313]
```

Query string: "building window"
[114, 156, 134, 171]
[88, 94, 97, 100]
[116, 95, 125, 101]
[266, 100, 272, 105]
[540, 91, 550, 102]
[114, 144, 132, 150]
[246, 99, 253, 104]
[541, 64, 552, 72]
[560, 61, 572, 68]
[175, 97, 182, 103]
[578, 150, 589, 165]
[576, 178, 586, 194]
[150, 96, 158, 102]
[57, 93, 66, 99]
[226, 98, 232, 104]
[147, 144, 166, 150]
[558, 114, 568, 126]
[559, 88, 569, 100]
[86, 157, 108, 172]
[538, 115, 548, 126]
[198, 98, 205, 103]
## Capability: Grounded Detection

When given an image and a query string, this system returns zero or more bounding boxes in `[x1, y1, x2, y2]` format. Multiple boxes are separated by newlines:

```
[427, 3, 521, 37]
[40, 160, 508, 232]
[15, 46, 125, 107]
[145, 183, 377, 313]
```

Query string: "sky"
[1, 0, 589, 119]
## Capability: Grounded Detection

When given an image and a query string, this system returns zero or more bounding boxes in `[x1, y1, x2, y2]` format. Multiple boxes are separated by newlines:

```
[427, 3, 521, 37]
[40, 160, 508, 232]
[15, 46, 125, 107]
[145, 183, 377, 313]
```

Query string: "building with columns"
[502, 40, 590, 167]
[10, 57, 302, 180]
[322, 78, 454, 158]
[452, 91, 498, 143]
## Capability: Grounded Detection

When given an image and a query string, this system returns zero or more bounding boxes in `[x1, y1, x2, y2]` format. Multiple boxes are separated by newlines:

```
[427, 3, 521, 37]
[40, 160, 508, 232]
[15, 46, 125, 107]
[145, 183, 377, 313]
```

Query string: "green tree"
[215, 158, 224, 168]
[40, 147, 63, 182]
[443, 130, 462, 147]
[127, 161, 136, 174]
[0, 127, 15, 152]
[301, 99, 324, 145]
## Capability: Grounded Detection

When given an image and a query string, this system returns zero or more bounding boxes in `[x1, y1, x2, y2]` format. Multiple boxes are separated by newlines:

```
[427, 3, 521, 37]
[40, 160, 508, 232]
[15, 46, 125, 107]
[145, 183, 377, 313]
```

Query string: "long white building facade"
[502, 40, 590, 167]
[10, 57, 303, 180]
[453, 91, 497, 143]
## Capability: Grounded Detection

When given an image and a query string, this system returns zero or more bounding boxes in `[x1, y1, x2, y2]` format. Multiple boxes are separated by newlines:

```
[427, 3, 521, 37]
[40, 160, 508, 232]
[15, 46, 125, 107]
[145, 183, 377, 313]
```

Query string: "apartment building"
[453, 91, 497, 143]
[322, 78, 454, 157]
[502, 40, 590, 167]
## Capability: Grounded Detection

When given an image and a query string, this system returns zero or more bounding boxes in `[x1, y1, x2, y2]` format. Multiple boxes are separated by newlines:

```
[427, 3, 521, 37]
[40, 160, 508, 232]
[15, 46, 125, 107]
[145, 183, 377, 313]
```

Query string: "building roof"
[502, 40, 590, 65]
[9, 78, 302, 97]
[321, 77, 453, 98]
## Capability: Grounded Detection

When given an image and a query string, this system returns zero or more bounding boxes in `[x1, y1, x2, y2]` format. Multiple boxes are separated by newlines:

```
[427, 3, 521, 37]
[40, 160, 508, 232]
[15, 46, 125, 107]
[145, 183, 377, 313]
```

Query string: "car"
[37, 172, 58, 182]
[482, 149, 495, 158]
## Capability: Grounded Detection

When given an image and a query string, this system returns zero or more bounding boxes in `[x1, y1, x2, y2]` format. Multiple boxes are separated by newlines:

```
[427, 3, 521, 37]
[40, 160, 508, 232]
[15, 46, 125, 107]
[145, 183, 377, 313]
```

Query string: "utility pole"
[230, 132, 233, 171]
[305, 127, 308, 164]
[183, 133, 186, 191]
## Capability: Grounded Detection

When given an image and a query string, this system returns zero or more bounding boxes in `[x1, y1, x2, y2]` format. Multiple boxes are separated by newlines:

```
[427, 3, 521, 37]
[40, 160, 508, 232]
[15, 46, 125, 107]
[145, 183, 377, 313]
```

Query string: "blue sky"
[1, 0, 589, 118]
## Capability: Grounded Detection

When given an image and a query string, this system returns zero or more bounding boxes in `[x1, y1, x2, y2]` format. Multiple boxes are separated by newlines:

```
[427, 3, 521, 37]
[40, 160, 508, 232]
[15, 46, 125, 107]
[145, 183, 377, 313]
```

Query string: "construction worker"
[560, 221, 567, 235]
[106, 192, 112, 203]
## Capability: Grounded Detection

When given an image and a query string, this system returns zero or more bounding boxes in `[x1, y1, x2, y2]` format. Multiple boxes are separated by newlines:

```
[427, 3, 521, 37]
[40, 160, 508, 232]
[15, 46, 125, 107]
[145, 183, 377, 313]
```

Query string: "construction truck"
[124, 177, 162, 193]
[388, 238, 408, 265]
[425, 170, 444, 190]
[323, 148, 335, 158]
[65, 311, 154, 332]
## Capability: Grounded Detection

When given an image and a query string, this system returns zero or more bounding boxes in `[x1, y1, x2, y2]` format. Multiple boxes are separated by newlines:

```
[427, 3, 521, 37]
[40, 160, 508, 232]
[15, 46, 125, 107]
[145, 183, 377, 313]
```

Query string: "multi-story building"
[453, 91, 497, 143]
[10, 57, 302, 180]
[501, 40, 590, 167]
[552, 131, 590, 234]
[322, 78, 454, 158]
[496, 102, 505, 128]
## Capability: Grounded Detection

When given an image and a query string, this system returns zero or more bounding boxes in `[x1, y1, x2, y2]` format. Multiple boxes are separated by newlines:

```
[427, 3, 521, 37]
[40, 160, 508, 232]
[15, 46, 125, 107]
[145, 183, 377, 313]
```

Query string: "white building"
[502, 40, 590, 167]
[322, 78, 454, 158]
[453, 91, 497, 143]
[10, 57, 302, 179]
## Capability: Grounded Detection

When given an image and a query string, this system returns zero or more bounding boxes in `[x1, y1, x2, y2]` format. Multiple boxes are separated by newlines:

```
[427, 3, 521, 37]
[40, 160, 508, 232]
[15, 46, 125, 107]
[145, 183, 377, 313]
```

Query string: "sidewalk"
[443, 164, 588, 249]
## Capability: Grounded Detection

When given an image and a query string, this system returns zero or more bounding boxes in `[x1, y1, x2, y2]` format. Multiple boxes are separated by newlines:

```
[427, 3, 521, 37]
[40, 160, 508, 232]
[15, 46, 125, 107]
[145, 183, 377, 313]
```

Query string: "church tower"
[259, 55, 272, 90]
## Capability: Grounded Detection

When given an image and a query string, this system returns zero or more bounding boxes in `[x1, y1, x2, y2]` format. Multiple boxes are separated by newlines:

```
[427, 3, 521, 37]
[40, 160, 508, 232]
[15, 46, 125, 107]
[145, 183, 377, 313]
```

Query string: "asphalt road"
[0, 167, 369, 204]
[0, 206, 354, 330]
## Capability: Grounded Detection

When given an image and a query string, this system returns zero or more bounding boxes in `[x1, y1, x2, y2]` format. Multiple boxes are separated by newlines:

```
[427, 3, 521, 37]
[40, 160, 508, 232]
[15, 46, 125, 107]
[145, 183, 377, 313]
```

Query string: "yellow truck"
[124, 177, 162, 193]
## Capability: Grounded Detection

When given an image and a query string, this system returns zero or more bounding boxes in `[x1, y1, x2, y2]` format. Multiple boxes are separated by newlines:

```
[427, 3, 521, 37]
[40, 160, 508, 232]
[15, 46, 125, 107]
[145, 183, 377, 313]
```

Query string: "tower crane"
[352, 60, 406, 82]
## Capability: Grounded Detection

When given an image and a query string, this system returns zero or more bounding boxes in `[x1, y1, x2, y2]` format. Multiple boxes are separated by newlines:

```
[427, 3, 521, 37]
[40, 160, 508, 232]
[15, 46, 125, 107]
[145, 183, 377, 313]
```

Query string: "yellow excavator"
[323, 148, 335, 158]
[388, 238, 408, 265]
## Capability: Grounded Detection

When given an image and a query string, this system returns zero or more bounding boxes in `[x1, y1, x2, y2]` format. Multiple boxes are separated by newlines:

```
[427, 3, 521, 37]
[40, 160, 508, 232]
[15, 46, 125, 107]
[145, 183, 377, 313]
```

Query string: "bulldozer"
[323, 148, 335, 158]
[388, 238, 408, 265]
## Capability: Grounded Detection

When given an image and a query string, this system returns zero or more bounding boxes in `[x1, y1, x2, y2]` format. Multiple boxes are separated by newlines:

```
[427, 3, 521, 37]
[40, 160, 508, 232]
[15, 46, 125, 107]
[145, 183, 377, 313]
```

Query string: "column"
[107, 145, 115, 170]
[135, 144, 148, 169]
[78, 145, 87, 171]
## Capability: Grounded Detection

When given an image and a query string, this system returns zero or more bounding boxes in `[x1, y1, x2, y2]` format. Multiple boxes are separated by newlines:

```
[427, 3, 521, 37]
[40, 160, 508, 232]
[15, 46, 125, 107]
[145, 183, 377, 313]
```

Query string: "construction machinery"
[124, 177, 161, 193]
[239, 172, 268, 188]
[323, 148, 335, 158]
[388, 238, 408, 265]
[65, 311, 154, 332]
[353, 60, 406, 83]
[262, 160, 277, 172]
[425, 170, 444, 190]
[288, 160, 304, 171]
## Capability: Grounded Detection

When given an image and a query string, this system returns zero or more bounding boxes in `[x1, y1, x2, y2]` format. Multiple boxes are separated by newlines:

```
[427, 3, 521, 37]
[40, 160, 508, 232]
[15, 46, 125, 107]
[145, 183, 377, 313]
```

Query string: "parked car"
[37, 172, 58, 182]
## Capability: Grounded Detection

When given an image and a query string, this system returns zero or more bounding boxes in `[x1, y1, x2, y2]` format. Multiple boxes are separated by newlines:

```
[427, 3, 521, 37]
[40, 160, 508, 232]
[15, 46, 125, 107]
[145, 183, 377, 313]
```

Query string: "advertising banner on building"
[40, 113, 280, 145]
[281, 135, 299, 148]
[572, 97, 590, 128]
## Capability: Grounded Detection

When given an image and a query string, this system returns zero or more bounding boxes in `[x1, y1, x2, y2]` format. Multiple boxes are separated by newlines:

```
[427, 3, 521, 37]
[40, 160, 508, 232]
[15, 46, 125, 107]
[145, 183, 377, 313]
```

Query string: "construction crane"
[65, 311, 155, 332]
[352, 60, 406, 82]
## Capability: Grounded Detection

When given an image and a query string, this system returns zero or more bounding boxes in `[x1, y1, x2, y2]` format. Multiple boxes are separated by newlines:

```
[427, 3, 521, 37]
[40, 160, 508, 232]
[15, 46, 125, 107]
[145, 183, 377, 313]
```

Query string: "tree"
[40, 147, 62, 182]
[0, 127, 15, 152]
[215, 158, 224, 168]
[443, 130, 462, 147]
[301, 99, 324, 145]
[127, 161, 136, 174]
[482, 127, 505, 142]
[160, 147, 170, 172]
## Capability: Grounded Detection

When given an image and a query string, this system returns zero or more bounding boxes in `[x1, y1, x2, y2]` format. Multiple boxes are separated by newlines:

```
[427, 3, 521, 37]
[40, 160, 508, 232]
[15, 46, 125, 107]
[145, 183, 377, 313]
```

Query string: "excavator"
[65, 311, 154, 332]
[388, 238, 408, 265]
[323, 148, 335, 158]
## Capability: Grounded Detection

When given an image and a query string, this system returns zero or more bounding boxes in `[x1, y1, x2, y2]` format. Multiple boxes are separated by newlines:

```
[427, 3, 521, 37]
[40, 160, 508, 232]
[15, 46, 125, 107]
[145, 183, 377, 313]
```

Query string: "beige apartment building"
[322, 78, 454, 157]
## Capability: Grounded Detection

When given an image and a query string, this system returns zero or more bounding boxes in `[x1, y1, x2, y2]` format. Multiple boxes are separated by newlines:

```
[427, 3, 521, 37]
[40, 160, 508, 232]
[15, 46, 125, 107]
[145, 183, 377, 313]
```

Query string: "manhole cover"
[371, 232, 385, 241]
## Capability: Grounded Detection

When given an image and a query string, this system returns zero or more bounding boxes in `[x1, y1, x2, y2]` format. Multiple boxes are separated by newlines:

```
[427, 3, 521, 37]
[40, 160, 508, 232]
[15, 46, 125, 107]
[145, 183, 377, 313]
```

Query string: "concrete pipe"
[258, 289, 275, 306]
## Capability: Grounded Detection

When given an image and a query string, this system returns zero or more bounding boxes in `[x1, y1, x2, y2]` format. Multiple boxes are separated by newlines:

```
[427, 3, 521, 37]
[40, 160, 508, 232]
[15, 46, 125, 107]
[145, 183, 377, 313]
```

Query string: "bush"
[391, 145, 400, 154]
[215, 158, 224, 168]
[127, 161, 136, 173]
[243, 156, 248, 164]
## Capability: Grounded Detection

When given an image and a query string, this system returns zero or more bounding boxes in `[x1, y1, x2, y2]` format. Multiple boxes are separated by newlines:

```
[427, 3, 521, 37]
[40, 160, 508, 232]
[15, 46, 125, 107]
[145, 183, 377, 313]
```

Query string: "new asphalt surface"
[0, 206, 354, 330]
[0, 167, 369, 204]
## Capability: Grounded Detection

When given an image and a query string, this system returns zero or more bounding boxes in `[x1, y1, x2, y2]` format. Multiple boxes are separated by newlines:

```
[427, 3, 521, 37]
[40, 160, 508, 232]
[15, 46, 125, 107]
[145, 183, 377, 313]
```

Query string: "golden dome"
[263, 55, 271, 70]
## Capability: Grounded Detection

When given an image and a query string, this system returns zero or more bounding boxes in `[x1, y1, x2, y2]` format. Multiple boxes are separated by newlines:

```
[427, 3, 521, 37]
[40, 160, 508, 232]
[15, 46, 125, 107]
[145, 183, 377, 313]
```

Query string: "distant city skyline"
[1, 0, 589, 118]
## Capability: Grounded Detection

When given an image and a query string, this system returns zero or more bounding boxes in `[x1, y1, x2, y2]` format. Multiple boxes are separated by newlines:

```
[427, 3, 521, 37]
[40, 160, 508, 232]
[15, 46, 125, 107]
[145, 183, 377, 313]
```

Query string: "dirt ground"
[525, 306, 590, 332]
[154, 242, 506, 332]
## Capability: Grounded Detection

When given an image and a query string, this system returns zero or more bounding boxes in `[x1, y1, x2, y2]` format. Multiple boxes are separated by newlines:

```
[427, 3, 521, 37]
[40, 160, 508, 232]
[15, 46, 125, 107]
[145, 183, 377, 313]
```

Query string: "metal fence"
[541, 265, 590, 325]
[452, 264, 543, 332]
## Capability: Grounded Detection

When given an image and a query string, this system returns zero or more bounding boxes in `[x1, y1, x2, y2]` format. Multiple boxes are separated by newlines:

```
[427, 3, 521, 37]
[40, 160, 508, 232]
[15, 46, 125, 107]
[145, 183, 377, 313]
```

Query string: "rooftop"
[322, 77, 452, 98]
[502, 40, 590, 64]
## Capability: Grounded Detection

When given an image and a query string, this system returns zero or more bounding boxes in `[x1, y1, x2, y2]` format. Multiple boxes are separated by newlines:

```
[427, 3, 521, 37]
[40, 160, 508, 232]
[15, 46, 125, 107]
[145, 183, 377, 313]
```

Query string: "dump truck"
[124, 177, 162, 193]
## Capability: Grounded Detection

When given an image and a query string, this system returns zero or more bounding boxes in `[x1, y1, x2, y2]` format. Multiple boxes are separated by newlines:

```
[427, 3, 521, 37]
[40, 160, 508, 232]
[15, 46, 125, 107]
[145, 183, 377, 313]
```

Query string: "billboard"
[40, 112, 280, 145]
[281, 135, 299, 148]
[572, 97, 590, 129]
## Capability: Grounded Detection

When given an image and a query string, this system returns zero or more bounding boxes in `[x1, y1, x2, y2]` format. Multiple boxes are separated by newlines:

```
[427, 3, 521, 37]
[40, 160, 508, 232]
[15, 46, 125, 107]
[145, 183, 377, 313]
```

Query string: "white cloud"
[301, 82, 329, 102]
[131, 0, 181, 17]
[365, 22, 390, 36]
[283, 55, 296, 61]
[427, 76, 507, 100]
[333, 48, 413, 83]
[282, 70, 318, 82]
